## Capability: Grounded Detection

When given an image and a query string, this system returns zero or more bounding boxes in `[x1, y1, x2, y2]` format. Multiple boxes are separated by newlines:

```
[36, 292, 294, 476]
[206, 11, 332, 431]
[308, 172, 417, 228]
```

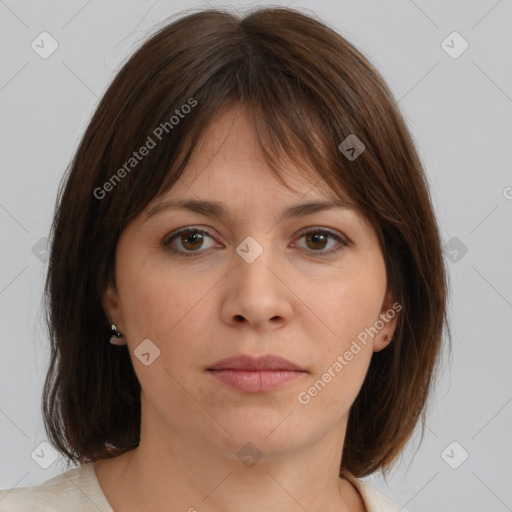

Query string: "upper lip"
[207, 354, 306, 372]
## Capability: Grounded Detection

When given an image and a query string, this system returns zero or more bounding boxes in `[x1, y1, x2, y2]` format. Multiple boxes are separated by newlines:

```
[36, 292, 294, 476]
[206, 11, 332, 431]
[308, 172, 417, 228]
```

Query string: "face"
[103, 105, 398, 463]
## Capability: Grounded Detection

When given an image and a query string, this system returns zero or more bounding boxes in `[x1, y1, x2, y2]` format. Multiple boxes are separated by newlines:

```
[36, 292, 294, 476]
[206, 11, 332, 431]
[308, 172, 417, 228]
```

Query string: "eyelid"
[292, 227, 348, 257]
[163, 225, 349, 257]
[295, 226, 348, 244]
[162, 226, 219, 253]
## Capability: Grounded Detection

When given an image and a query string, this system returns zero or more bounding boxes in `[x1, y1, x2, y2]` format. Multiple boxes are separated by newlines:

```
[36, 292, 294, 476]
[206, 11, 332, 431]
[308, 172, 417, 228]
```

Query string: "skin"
[97, 104, 398, 512]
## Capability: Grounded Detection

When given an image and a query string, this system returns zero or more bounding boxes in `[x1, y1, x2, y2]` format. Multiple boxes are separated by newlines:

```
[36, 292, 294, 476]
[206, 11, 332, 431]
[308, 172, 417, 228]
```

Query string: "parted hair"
[42, 6, 449, 478]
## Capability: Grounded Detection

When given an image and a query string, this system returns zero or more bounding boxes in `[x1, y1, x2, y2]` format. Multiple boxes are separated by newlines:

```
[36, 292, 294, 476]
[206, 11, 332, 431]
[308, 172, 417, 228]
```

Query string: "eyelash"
[163, 227, 348, 259]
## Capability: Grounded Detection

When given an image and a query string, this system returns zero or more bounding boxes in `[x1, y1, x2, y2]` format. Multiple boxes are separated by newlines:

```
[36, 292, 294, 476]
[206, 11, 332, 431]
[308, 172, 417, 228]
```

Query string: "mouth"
[206, 354, 307, 393]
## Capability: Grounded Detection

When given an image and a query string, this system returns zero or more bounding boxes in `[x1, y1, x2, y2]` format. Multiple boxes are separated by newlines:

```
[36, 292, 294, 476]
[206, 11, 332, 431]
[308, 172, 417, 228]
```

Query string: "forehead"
[173, 104, 337, 201]
[139, 103, 374, 237]
[143, 112, 366, 231]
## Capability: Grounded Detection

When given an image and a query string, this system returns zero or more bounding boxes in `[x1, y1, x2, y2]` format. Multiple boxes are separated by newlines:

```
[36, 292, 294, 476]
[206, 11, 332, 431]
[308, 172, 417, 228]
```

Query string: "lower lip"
[208, 369, 305, 392]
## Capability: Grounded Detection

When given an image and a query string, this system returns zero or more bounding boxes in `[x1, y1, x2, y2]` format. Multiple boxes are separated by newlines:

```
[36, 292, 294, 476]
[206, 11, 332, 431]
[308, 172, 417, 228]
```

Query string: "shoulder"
[345, 473, 407, 512]
[0, 462, 113, 512]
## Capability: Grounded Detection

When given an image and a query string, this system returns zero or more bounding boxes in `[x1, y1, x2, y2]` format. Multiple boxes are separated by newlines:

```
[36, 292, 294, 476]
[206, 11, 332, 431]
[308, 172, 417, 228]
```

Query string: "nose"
[220, 239, 294, 333]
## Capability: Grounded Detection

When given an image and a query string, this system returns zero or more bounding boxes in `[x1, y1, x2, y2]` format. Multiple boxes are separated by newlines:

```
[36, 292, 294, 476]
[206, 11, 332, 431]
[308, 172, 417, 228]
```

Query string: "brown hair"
[42, 6, 449, 478]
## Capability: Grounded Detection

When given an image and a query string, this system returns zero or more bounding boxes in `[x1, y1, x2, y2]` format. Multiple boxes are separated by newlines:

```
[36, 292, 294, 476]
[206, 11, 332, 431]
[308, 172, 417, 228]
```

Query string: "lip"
[208, 354, 305, 371]
[206, 354, 307, 393]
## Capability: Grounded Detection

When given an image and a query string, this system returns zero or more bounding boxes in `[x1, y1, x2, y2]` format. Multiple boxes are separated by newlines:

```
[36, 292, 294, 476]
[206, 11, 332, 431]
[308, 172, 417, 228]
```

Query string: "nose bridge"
[222, 231, 292, 329]
[233, 232, 279, 293]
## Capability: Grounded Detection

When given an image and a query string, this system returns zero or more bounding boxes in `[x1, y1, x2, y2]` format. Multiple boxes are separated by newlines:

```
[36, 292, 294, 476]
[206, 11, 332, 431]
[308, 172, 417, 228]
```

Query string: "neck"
[95, 399, 361, 512]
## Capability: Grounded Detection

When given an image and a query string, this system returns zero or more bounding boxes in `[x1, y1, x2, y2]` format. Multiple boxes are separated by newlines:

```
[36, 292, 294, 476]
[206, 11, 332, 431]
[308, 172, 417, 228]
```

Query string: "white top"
[0, 462, 405, 511]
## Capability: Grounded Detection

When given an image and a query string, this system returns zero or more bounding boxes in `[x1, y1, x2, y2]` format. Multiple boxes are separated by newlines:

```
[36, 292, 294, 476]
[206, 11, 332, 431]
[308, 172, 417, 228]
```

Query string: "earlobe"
[373, 290, 400, 353]
[374, 332, 392, 353]
[102, 281, 123, 332]
[109, 323, 127, 346]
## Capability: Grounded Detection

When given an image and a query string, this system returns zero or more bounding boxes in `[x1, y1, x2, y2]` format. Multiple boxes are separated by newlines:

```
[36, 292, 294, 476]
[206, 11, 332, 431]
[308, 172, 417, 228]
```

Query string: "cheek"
[116, 246, 191, 339]
[292, 314, 367, 411]
[295, 253, 386, 407]
[302, 260, 387, 349]
[297, 349, 372, 426]
[117, 272, 171, 341]
[116, 252, 218, 374]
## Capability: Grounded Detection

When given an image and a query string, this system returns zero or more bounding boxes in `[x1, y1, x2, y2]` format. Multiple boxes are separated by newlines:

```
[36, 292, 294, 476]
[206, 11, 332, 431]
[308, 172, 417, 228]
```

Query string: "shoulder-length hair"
[42, 6, 449, 478]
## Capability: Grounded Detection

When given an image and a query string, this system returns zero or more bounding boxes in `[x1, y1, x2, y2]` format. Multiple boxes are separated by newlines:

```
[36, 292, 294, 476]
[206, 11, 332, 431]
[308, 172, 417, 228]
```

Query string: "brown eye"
[305, 231, 329, 251]
[294, 229, 347, 257]
[164, 228, 217, 257]
[163, 227, 347, 259]
[179, 230, 205, 251]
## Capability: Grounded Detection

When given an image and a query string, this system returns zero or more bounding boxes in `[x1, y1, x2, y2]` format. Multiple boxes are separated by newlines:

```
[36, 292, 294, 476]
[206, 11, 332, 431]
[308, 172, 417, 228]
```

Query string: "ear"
[102, 281, 127, 345]
[373, 288, 400, 353]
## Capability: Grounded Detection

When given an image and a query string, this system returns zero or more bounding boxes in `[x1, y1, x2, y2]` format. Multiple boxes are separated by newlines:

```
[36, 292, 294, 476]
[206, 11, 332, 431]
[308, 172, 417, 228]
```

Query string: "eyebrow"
[144, 198, 351, 223]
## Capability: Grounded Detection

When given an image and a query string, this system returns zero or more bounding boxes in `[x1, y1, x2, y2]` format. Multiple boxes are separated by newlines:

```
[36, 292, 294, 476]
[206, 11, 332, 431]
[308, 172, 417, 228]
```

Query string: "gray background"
[1, 1, 511, 511]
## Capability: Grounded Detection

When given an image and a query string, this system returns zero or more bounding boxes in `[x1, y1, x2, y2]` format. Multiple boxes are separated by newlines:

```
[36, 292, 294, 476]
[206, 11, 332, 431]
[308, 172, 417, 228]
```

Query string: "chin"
[202, 415, 305, 460]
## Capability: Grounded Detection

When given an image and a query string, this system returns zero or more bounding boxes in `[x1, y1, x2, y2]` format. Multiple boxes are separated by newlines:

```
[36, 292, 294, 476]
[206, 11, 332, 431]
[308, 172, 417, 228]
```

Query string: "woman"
[0, 6, 448, 511]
